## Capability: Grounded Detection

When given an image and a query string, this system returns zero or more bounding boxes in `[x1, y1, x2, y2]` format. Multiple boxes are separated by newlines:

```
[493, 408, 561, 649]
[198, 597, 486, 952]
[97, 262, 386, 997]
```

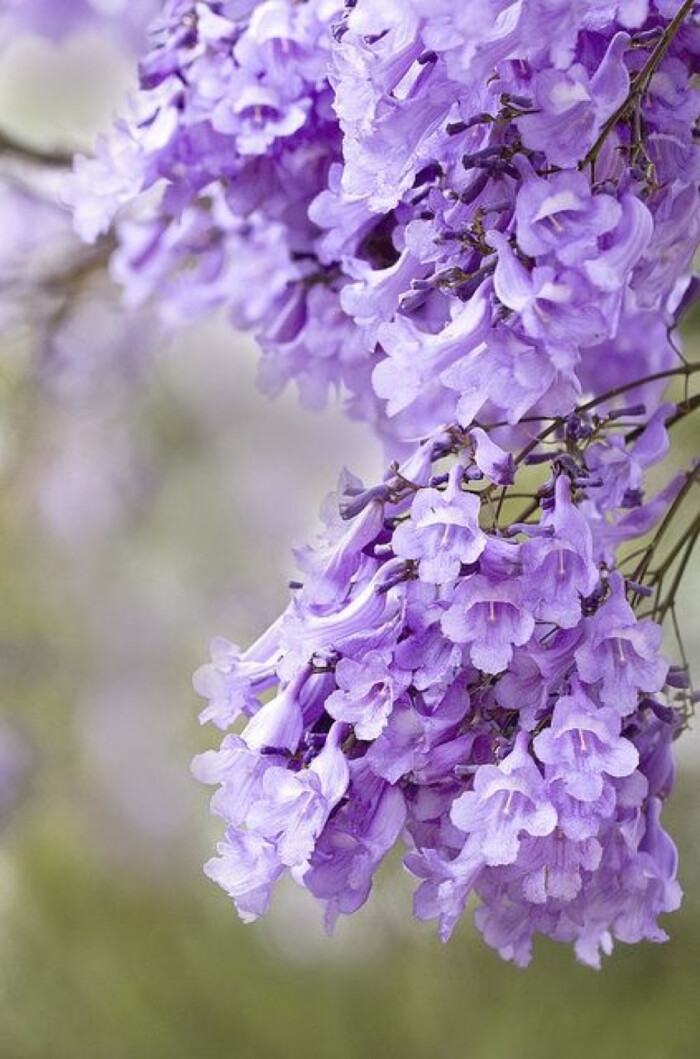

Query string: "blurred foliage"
[1, 782, 699, 1059]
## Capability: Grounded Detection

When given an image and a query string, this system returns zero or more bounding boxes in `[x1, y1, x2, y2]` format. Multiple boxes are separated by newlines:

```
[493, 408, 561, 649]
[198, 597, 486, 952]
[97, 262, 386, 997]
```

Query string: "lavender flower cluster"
[193, 409, 691, 966]
[70, 0, 698, 437]
[66, 1, 700, 964]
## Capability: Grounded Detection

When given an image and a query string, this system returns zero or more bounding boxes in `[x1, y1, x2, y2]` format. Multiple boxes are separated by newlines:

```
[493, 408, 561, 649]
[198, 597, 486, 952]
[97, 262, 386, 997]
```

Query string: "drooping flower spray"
[61, 0, 700, 964]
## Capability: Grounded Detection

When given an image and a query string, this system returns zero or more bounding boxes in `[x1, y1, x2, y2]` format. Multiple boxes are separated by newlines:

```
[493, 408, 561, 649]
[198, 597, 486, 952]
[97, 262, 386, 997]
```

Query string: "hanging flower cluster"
[193, 402, 694, 967]
[70, 0, 699, 437]
[64, 0, 700, 964]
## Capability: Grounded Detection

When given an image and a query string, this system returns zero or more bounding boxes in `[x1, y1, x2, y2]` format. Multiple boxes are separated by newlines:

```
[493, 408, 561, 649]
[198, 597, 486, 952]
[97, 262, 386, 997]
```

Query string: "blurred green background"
[0, 26, 699, 1059]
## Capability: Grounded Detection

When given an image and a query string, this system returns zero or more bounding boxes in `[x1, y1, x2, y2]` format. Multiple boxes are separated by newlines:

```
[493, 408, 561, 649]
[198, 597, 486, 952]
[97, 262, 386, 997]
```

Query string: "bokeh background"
[0, 24, 698, 1059]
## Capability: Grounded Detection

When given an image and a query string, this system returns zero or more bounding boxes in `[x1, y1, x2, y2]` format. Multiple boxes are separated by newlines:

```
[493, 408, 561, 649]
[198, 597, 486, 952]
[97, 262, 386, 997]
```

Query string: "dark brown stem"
[507, 363, 700, 473]
[625, 391, 700, 444]
[655, 520, 700, 622]
[580, 0, 696, 176]
[649, 511, 700, 583]
[577, 361, 700, 416]
[631, 466, 699, 584]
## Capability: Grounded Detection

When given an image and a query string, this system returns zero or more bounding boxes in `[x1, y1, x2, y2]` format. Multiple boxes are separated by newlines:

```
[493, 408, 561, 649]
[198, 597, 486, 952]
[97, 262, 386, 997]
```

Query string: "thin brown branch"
[649, 511, 700, 583]
[631, 466, 700, 583]
[625, 391, 700, 444]
[580, 0, 696, 176]
[655, 520, 700, 622]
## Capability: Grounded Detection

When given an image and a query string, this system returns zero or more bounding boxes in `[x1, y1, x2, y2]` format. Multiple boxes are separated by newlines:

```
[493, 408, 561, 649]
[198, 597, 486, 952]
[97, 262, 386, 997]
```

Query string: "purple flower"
[409, 841, 485, 942]
[204, 830, 284, 923]
[199, 722, 350, 921]
[393, 470, 486, 585]
[194, 633, 280, 729]
[522, 475, 599, 628]
[575, 575, 668, 715]
[516, 33, 630, 168]
[372, 288, 489, 427]
[392, 624, 463, 704]
[245, 722, 350, 867]
[451, 734, 557, 867]
[365, 674, 472, 783]
[442, 573, 535, 674]
[306, 763, 406, 928]
[491, 231, 609, 350]
[196, 739, 274, 825]
[469, 427, 515, 485]
[2, 0, 697, 969]
[325, 649, 410, 740]
[533, 687, 639, 802]
[584, 403, 673, 510]
[514, 165, 620, 264]
[241, 675, 306, 754]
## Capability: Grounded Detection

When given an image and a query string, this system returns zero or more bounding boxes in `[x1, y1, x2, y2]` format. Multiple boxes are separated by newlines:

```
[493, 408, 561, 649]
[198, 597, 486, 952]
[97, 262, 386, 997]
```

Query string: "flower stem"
[581, 0, 696, 176]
